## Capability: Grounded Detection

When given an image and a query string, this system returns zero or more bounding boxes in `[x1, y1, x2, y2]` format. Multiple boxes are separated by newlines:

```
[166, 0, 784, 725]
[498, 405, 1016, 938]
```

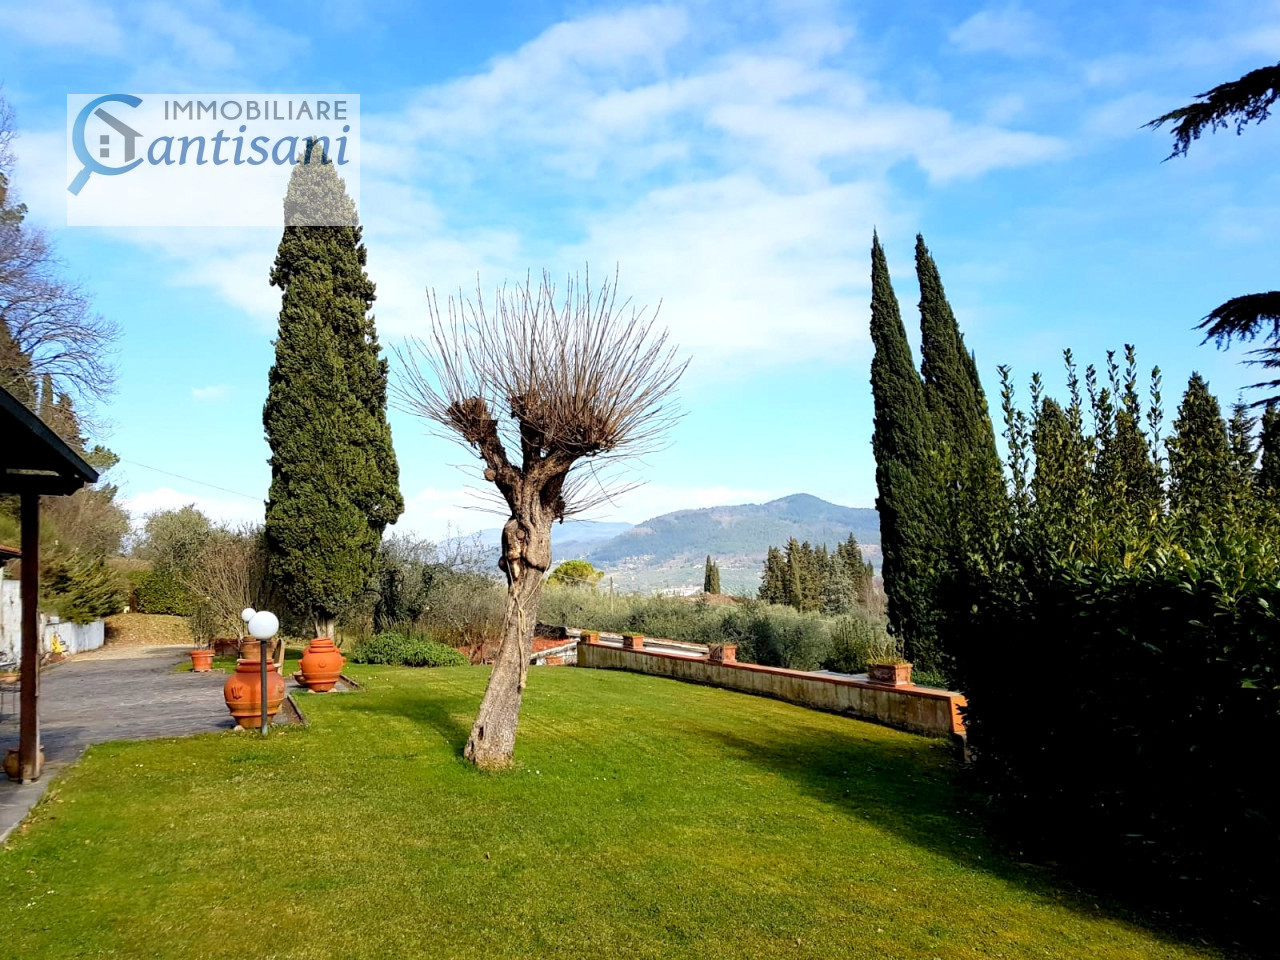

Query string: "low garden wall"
[0, 579, 104, 659]
[577, 638, 965, 740]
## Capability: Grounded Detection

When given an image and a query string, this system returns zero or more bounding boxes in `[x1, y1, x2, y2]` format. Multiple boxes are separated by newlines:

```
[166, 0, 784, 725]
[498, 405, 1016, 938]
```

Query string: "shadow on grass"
[698, 723, 1232, 958]
[342, 690, 474, 755]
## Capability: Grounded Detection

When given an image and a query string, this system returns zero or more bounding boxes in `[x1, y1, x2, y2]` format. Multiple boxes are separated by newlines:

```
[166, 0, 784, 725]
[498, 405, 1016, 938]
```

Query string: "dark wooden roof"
[0, 384, 99, 495]
[0, 543, 20, 560]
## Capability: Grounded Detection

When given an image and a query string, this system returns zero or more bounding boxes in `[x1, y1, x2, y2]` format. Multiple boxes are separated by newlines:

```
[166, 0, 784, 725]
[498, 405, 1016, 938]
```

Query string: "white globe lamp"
[241, 607, 256, 624]
[247, 611, 279, 641]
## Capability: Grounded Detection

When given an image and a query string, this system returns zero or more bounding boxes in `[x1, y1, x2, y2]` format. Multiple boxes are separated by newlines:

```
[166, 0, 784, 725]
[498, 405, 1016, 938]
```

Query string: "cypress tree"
[1258, 403, 1280, 495]
[1167, 373, 1233, 519]
[916, 235, 1000, 476]
[758, 546, 787, 604]
[263, 153, 404, 638]
[703, 555, 721, 594]
[870, 233, 938, 663]
[784, 538, 804, 611]
[835, 533, 871, 606]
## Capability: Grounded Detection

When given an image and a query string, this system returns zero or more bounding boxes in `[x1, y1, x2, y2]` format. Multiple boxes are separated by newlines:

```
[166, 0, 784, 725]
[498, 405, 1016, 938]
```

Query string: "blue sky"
[2, 0, 1278, 539]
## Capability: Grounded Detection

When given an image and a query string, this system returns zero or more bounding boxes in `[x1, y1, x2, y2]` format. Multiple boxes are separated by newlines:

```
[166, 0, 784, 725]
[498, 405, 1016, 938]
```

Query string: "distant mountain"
[456, 519, 635, 554]
[455, 495, 879, 594]
[566, 494, 880, 594]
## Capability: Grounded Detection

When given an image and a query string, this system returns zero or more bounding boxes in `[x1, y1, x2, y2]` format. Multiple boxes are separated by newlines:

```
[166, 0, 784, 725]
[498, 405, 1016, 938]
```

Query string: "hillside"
[571, 494, 880, 594]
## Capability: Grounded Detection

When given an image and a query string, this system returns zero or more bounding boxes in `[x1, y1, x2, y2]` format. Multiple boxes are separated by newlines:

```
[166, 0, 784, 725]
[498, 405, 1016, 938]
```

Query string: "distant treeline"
[757, 534, 876, 615]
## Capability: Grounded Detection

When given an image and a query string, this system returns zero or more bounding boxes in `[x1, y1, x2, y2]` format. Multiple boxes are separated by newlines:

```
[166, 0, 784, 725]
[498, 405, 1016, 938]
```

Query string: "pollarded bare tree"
[397, 269, 686, 768]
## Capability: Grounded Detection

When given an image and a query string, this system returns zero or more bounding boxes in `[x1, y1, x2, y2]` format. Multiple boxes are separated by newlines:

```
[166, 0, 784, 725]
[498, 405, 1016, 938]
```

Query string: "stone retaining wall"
[577, 639, 965, 740]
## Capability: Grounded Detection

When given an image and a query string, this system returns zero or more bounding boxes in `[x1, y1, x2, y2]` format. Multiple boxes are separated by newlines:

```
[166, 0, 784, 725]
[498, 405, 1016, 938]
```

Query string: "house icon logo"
[95, 109, 142, 162]
[68, 94, 144, 195]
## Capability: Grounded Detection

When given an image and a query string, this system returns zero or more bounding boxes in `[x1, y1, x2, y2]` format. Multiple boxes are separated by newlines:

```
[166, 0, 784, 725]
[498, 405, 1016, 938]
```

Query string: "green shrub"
[43, 554, 126, 624]
[538, 585, 888, 672]
[819, 616, 896, 674]
[348, 632, 469, 668]
[129, 569, 196, 615]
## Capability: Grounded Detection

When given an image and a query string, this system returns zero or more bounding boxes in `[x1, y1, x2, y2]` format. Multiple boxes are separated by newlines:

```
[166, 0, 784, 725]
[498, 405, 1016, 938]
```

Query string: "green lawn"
[0, 665, 1227, 959]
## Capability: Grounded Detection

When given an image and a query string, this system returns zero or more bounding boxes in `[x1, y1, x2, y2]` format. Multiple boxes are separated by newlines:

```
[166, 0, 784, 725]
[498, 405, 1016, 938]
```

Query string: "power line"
[119, 458, 263, 503]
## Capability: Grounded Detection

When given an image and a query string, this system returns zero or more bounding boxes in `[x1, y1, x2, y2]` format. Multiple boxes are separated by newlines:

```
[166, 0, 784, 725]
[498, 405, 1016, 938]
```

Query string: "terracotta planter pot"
[580, 630, 601, 644]
[708, 643, 737, 663]
[222, 657, 287, 729]
[298, 637, 345, 693]
[621, 634, 645, 650]
[189, 649, 215, 672]
[4, 746, 44, 781]
[868, 662, 913, 686]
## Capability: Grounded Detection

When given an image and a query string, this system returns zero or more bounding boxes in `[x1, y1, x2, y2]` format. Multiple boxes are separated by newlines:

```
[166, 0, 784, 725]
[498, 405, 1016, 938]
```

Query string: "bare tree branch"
[1, 92, 118, 414]
[395, 267, 687, 518]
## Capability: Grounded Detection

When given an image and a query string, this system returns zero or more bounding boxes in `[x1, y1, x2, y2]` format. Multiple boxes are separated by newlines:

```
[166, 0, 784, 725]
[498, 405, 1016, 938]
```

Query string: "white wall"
[0, 578, 20, 660]
[0, 577, 104, 660]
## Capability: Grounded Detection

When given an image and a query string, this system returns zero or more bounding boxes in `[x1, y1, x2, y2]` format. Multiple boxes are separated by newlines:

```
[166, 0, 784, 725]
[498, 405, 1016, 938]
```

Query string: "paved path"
[0, 645, 234, 841]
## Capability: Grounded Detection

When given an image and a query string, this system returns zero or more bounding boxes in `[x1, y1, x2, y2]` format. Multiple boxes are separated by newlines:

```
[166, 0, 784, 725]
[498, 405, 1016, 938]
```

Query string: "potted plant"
[707, 643, 737, 663]
[621, 632, 645, 650]
[865, 633, 911, 685]
[867, 659, 913, 686]
[580, 630, 601, 644]
[189, 636, 215, 672]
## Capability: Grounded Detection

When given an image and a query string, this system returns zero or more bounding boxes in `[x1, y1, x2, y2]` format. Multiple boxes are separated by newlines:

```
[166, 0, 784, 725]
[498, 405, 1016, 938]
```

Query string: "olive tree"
[397, 269, 685, 768]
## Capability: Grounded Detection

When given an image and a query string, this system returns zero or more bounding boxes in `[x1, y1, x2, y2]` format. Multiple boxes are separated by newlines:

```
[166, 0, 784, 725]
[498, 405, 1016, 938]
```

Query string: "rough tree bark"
[463, 514, 551, 767]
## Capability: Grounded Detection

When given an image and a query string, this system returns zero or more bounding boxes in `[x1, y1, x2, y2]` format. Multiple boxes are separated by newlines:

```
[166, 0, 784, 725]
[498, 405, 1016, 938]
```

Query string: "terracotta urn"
[708, 643, 737, 663]
[298, 637, 344, 693]
[222, 657, 286, 729]
[189, 649, 215, 672]
[4, 746, 44, 781]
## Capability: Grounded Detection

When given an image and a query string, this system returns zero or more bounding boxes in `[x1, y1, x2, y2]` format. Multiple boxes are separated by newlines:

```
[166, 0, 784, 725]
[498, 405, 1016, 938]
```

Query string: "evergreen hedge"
[128, 569, 196, 616]
[348, 632, 469, 668]
[948, 356, 1280, 941]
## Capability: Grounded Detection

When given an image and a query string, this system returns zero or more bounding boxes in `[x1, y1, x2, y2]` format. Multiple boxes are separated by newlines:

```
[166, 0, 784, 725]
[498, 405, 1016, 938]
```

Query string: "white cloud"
[122, 486, 263, 529]
[14, 3, 1064, 371]
[191, 384, 231, 401]
[0, 0, 306, 89]
[949, 6, 1049, 58]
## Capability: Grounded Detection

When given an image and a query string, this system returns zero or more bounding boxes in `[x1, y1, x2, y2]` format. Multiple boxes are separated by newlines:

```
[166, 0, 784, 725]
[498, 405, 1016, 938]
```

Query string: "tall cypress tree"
[1258, 403, 1280, 495]
[758, 547, 787, 604]
[703, 555, 721, 594]
[263, 154, 404, 638]
[1167, 373, 1233, 519]
[916, 235, 1000, 476]
[870, 233, 939, 663]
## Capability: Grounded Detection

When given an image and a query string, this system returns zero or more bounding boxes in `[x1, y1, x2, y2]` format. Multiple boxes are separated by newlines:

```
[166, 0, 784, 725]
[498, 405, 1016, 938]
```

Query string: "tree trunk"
[314, 615, 335, 640]
[463, 513, 549, 769]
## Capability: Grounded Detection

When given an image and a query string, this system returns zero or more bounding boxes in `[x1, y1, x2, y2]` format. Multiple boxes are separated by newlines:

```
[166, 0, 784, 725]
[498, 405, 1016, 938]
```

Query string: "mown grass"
[0, 665, 1230, 959]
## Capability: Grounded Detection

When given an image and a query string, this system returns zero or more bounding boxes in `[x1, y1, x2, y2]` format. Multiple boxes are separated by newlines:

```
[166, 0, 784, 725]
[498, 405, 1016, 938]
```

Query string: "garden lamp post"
[247, 610, 279, 736]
